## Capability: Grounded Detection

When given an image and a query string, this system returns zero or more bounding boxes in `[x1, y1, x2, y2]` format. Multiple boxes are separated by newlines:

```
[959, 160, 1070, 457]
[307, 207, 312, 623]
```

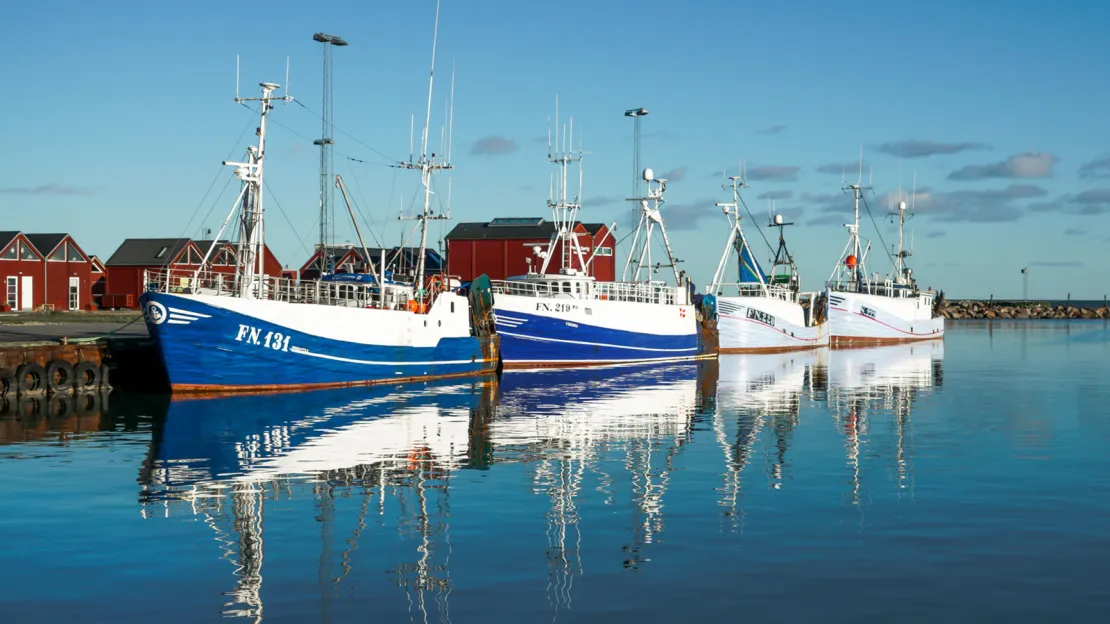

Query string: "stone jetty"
[938, 300, 1110, 320]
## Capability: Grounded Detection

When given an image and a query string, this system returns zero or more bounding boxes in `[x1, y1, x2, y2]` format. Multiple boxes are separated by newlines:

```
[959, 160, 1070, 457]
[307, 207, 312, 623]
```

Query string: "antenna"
[285, 55, 290, 101]
[448, 59, 456, 163]
[235, 55, 240, 101]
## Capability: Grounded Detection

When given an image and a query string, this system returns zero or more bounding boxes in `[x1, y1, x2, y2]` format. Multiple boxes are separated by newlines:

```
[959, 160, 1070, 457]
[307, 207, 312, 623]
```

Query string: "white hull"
[826, 289, 944, 346]
[716, 295, 829, 352]
[493, 292, 700, 366]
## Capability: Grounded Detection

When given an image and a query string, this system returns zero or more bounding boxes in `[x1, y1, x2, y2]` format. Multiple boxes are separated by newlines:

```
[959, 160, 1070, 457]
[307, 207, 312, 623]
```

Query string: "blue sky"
[2, 0, 1109, 299]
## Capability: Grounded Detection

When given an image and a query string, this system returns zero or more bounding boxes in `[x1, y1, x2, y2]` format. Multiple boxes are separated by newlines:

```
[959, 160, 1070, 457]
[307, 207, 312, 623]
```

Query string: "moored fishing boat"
[825, 174, 944, 346]
[140, 12, 498, 394]
[489, 106, 713, 368]
[708, 175, 829, 353]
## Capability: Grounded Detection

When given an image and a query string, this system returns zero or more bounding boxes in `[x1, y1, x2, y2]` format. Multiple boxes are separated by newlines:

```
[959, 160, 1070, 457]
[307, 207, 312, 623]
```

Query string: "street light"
[313, 32, 347, 273]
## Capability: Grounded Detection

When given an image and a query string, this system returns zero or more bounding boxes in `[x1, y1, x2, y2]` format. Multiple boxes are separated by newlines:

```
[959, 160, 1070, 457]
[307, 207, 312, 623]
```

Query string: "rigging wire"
[169, 107, 259, 266]
[861, 193, 897, 269]
[292, 99, 398, 163]
[240, 103, 392, 167]
[263, 182, 311, 258]
[735, 194, 776, 258]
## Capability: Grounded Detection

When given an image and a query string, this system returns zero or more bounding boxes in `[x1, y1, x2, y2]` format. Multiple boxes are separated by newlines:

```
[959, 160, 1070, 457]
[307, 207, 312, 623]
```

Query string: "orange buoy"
[407, 299, 419, 313]
[845, 255, 858, 269]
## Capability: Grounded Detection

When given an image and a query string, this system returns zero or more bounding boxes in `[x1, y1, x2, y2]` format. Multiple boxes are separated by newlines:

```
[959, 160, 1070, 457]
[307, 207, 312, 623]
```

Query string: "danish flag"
[679, 307, 687, 318]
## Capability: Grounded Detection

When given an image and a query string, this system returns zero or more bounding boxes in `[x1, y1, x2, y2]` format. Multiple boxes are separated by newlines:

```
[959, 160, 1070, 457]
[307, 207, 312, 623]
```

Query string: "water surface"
[1, 321, 1108, 622]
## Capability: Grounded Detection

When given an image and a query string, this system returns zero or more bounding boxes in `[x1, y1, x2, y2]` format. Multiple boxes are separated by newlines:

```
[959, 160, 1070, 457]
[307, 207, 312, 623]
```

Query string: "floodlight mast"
[313, 32, 348, 274]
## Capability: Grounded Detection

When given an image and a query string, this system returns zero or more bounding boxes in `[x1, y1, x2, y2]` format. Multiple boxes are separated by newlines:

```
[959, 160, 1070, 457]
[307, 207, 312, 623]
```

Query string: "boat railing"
[712, 282, 796, 302]
[827, 278, 918, 299]
[143, 268, 420, 311]
[490, 278, 689, 306]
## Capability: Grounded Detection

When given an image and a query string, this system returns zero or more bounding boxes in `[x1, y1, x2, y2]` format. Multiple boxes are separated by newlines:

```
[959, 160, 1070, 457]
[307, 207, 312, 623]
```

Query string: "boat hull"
[493, 293, 704, 368]
[826, 289, 944, 346]
[716, 296, 830, 353]
[140, 291, 498, 394]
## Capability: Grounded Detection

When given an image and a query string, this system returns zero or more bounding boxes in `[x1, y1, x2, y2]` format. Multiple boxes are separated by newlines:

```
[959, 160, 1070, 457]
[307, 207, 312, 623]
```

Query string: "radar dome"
[642, 168, 654, 182]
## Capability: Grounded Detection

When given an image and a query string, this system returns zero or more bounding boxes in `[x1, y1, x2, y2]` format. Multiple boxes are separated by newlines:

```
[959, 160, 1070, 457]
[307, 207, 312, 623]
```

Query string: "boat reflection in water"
[137, 345, 942, 622]
[140, 362, 704, 622]
[825, 341, 944, 505]
[711, 350, 825, 529]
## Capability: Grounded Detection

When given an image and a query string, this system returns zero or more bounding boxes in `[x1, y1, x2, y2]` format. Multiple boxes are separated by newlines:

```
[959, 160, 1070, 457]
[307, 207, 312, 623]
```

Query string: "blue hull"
[140, 292, 497, 393]
[494, 309, 701, 367]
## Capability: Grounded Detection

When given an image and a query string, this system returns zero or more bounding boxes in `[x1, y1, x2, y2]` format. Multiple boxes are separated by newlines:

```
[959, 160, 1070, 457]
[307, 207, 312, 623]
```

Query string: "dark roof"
[445, 220, 608, 241]
[0, 231, 20, 248]
[192, 240, 232, 252]
[23, 233, 68, 256]
[105, 238, 193, 266]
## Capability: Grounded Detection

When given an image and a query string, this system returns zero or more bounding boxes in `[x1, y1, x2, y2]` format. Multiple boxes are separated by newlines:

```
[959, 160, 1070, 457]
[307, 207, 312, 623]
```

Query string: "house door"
[5, 276, 15, 309]
[69, 277, 80, 310]
[20, 276, 33, 310]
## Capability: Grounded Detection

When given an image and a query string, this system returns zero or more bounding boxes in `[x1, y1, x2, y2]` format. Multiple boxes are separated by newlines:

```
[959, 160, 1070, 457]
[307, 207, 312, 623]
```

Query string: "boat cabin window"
[562, 282, 571, 294]
[574, 282, 581, 295]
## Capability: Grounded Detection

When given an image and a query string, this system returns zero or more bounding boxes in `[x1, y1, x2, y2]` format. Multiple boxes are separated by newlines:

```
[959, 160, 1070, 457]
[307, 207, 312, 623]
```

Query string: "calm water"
[2, 321, 1108, 623]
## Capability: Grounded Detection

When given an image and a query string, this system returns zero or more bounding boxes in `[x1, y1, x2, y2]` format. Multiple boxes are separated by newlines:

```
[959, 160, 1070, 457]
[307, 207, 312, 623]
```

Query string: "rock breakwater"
[939, 301, 1110, 320]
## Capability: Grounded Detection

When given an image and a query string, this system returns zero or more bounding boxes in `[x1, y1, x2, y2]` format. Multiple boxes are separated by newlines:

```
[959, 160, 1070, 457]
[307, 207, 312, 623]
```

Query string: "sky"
[2, 0, 1109, 299]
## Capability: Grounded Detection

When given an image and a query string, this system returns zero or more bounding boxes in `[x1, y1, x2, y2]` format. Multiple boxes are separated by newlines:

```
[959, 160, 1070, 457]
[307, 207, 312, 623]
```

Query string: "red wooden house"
[444, 217, 615, 282]
[2, 231, 94, 312]
[90, 256, 107, 309]
[25, 233, 94, 311]
[1, 231, 44, 311]
[103, 238, 283, 309]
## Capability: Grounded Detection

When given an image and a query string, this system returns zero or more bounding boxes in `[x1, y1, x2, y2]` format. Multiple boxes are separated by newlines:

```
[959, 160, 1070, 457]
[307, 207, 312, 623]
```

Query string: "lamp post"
[313, 32, 348, 274]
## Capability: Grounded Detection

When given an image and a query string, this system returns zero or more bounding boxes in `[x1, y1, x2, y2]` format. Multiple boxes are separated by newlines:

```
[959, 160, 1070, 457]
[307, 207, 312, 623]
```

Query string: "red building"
[444, 218, 615, 282]
[1, 231, 94, 312]
[1, 232, 44, 311]
[103, 238, 283, 309]
[90, 256, 107, 309]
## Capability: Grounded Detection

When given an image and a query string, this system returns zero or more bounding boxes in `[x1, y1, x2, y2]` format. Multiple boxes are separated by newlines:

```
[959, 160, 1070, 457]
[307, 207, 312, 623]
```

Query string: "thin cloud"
[815, 162, 860, 175]
[471, 135, 518, 156]
[948, 152, 1058, 181]
[1078, 156, 1110, 179]
[880, 184, 1046, 223]
[875, 140, 990, 158]
[658, 166, 687, 182]
[1030, 188, 1110, 216]
[755, 125, 787, 135]
[1063, 228, 1085, 236]
[757, 190, 793, 200]
[747, 165, 799, 182]
[0, 184, 97, 196]
[663, 197, 722, 231]
[926, 231, 946, 238]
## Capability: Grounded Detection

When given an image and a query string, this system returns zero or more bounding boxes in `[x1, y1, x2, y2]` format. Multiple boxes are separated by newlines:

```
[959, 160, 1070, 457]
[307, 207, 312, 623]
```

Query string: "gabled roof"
[24, 233, 68, 256]
[90, 255, 107, 272]
[445, 220, 608, 241]
[105, 238, 193, 266]
[0, 231, 20, 249]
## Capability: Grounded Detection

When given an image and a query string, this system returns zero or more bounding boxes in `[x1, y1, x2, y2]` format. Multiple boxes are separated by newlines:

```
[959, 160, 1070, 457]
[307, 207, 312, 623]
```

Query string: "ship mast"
[540, 97, 586, 275]
[226, 82, 290, 299]
[398, 0, 452, 299]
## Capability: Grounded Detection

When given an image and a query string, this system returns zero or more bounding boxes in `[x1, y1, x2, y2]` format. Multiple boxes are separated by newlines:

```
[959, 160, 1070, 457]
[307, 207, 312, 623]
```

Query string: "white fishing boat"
[489, 106, 712, 368]
[825, 174, 944, 346]
[708, 175, 829, 353]
[139, 8, 499, 393]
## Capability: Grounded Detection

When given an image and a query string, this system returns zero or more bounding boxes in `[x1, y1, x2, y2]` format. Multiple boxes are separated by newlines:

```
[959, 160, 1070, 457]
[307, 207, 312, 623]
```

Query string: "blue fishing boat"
[489, 104, 715, 368]
[140, 10, 498, 394]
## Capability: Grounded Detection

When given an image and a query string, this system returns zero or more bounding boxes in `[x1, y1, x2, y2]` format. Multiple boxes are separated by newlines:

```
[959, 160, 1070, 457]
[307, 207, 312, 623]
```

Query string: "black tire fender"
[0, 368, 15, 397]
[73, 361, 101, 390]
[46, 360, 75, 393]
[16, 363, 47, 396]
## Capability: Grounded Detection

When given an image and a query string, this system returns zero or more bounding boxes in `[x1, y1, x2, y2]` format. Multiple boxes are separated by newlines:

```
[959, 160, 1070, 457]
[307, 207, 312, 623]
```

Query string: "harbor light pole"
[313, 32, 348, 274]
[1021, 266, 1028, 300]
